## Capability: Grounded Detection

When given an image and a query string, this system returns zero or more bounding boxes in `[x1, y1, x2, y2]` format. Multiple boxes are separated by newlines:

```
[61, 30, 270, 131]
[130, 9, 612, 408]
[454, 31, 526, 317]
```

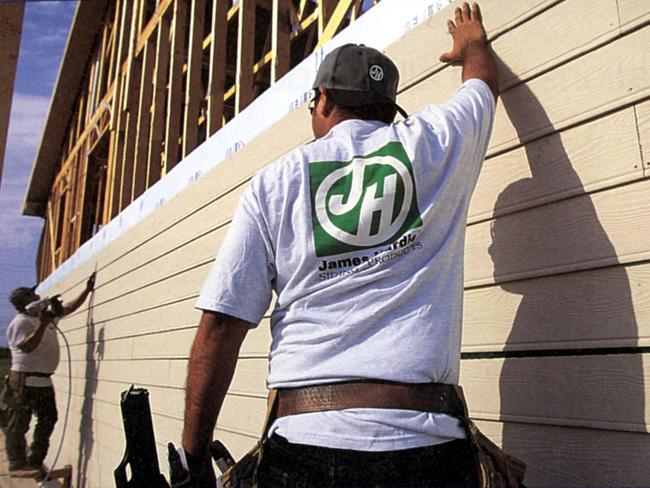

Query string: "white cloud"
[0, 92, 49, 251]
[5, 93, 50, 150]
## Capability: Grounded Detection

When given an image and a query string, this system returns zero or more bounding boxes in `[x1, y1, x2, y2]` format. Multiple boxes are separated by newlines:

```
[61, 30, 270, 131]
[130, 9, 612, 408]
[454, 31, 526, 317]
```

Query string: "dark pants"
[257, 434, 479, 488]
[5, 386, 58, 468]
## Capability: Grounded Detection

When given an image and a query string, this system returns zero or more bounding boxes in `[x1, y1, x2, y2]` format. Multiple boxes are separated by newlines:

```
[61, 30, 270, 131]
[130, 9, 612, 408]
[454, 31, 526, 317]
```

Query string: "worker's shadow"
[490, 62, 644, 485]
[76, 289, 104, 487]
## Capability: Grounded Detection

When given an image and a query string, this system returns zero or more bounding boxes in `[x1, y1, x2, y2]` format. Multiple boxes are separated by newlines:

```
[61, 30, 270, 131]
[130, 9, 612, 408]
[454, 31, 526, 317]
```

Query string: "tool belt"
[277, 380, 465, 418]
[221, 381, 526, 488]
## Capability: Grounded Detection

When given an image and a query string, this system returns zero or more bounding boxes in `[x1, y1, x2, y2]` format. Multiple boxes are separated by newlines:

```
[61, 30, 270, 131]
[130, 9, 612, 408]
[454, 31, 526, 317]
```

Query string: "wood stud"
[37, 0, 380, 280]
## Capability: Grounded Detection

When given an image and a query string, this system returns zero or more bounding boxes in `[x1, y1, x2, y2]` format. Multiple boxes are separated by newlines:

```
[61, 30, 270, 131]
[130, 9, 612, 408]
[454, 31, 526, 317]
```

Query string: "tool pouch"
[454, 386, 526, 488]
[219, 440, 265, 488]
[1, 371, 26, 409]
[218, 391, 277, 488]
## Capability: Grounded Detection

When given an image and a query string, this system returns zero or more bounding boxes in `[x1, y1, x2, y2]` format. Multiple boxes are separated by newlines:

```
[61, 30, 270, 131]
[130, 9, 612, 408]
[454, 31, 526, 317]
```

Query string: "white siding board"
[397, 24, 650, 160]
[488, 25, 650, 154]
[636, 101, 650, 177]
[469, 105, 645, 223]
[617, 0, 650, 32]
[460, 353, 650, 432]
[465, 178, 650, 287]
[490, 0, 619, 88]
[463, 262, 650, 352]
[475, 419, 650, 488]
[391, 0, 563, 90]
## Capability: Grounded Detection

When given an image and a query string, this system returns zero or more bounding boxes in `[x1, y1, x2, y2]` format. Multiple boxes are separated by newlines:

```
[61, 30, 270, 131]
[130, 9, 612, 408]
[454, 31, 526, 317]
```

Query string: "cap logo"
[369, 64, 384, 81]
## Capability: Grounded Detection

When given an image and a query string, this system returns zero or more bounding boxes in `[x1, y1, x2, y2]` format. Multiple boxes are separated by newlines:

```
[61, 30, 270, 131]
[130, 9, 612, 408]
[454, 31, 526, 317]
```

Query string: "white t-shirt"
[197, 79, 495, 451]
[6, 313, 60, 387]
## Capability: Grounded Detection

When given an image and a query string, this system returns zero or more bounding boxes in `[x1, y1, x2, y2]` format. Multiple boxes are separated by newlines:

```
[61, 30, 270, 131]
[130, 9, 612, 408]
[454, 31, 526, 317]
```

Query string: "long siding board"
[463, 262, 650, 352]
[636, 101, 650, 177]
[466, 178, 650, 286]
[475, 419, 650, 487]
[40, 1, 650, 484]
[469, 103, 645, 223]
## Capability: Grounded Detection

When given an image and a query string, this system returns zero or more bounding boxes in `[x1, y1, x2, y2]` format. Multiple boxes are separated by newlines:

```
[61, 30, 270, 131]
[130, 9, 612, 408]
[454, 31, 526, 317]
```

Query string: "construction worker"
[182, 2, 498, 486]
[4, 274, 95, 476]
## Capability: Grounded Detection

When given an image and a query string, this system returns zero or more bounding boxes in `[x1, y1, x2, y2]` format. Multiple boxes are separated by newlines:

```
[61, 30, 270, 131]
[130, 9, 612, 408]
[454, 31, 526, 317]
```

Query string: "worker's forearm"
[461, 40, 499, 99]
[18, 318, 49, 353]
[62, 287, 91, 315]
[182, 312, 249, 460]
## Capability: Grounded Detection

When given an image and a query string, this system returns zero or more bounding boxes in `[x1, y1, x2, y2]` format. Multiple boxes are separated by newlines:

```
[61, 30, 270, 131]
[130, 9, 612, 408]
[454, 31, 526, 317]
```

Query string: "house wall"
[39, 0, 650, 486]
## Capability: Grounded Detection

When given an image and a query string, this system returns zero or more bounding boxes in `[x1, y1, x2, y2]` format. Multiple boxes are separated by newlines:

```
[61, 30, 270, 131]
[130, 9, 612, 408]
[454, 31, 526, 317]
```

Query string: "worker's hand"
[168, 443, 216, 488]
[86, 272, 96, 291]
[39, 309, 55, 325]
[439, 2, 487, 63]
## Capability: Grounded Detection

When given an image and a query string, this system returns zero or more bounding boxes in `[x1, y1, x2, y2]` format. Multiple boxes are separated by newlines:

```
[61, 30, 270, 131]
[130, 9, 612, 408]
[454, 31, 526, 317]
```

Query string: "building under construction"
[23, 0, 650, 486]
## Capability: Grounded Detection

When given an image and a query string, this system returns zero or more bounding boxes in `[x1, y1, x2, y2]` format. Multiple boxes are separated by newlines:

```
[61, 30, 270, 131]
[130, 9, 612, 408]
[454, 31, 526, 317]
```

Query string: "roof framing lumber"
[182, 0, 207, 157]
[26, 0, 383, 278]
[163, 0, 188, 174]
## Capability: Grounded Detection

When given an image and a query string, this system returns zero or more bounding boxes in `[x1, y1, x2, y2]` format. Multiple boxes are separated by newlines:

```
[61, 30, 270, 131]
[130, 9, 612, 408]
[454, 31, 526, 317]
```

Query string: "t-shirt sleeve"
[439, 78, 495, 159]
[7, 316, 36, 348]
[418, 78, 495, 180]
[195, 184, 275, 326]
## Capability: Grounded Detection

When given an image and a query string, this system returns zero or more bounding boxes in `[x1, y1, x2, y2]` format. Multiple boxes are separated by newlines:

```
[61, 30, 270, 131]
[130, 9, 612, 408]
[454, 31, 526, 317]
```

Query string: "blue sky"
[0, 0, 77, 346]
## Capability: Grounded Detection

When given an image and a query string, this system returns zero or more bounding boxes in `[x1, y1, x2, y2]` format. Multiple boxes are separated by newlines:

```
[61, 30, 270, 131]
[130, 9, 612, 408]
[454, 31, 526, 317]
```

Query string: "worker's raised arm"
[439, 2, 499, 100]
[62, 272, 95, 316]
[182, 310, 250, 484]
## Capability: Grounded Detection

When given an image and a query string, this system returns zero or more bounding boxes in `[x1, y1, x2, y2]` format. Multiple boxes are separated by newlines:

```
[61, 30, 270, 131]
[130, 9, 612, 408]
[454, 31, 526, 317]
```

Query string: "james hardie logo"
[310, 142, 422, 257]
[369, 64, 384, 81]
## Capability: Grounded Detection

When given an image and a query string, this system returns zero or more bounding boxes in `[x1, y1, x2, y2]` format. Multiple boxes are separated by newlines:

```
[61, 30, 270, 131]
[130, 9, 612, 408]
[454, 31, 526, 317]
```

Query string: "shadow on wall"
[492, 61, 646, 486]
[76, 289, 104, 488]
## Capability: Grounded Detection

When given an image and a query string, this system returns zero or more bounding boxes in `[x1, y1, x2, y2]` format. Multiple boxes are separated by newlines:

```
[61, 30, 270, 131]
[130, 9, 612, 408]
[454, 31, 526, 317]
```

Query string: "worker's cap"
[312, 44, 407, 117]
[9, 286, 37, 311]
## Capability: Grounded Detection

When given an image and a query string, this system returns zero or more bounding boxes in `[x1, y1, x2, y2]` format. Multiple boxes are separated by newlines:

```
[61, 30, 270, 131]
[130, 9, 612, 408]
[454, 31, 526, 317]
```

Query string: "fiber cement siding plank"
[229, 357, 269, 396]
[98, 299, 199, 342]
[636, 102, 650, 177]
[95, 225, 225, 306]
[388, 0, 552, 89]
[89, 358, 172, 387]
[93, 265, 209, 326]
[398, 25, 650, 158]
[465, 178, 650, 287]
[92, 200, 231, 289]
[218, 393, 267, 440]
[239, 316, 273, 356]
[462, 262, 650, 352]
[392, 0, 619, 91]
[475, 419, 650, 487]
[130, 326, 196, 359]
[460, 354, 650, 433]
[490, 0, 619, 88]
[469, 105, 645, 223]
[617, 0, 650, 32]
[488, 25, 650, 155]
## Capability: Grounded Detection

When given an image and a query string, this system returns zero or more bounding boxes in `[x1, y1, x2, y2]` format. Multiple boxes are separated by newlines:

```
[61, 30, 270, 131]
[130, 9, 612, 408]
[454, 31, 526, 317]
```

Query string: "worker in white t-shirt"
[181, 3, 498, 487]
[4, 273, 95, 476]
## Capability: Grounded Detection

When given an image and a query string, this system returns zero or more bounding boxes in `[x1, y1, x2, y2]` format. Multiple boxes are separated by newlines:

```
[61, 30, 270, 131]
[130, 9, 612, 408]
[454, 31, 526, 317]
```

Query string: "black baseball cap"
[312, 44, 408, 118]
[9, 286, 37, 311]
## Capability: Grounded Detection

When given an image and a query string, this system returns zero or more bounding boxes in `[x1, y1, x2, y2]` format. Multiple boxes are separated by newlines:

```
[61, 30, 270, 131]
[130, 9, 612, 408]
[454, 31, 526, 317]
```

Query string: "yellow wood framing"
[41, 0, 382, 275]
[146, 12, 171, 189]
[236, 0, 256, 115]
[163, 0, 187, 174]
[316, 0, 355, 48]
[182, 0, 207, 157]
[207, 0, 228, 137]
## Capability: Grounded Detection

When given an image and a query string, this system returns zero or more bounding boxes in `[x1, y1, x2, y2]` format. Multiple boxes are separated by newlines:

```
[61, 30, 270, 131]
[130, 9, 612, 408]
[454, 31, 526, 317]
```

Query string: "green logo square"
[309, 142, 422, 257]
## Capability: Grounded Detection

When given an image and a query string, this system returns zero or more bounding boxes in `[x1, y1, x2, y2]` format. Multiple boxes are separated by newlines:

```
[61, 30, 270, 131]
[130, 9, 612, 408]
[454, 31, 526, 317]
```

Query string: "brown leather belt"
[276, 380, 466, 419]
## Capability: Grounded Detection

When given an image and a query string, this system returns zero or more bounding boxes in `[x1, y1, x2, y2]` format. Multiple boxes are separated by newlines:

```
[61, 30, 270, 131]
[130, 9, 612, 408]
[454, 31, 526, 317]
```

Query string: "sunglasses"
[308, 90, 320, 115]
